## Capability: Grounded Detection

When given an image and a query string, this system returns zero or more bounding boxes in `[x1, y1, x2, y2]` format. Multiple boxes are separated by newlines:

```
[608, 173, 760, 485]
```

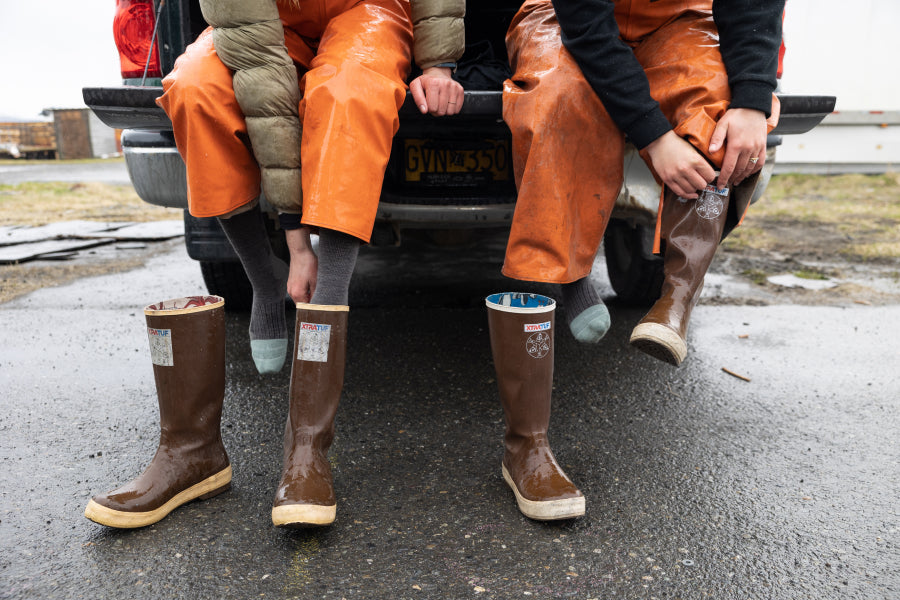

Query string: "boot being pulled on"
[630, 183, 730, 366]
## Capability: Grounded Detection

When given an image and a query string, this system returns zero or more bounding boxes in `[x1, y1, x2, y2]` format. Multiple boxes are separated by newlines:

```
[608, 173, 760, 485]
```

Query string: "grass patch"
[794, 268, 829, 280]
[0, 258, 146, 304]
[0, 157, 122, 166]
[741, 268, 770, 285]
[726, 172, 900, 260]
[0, 181, 181, 226]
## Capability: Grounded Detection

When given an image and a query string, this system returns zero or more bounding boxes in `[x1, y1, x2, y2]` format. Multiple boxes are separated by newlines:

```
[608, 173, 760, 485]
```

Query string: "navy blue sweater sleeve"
[714, 0, 785, 114]
[551, 0, 670, 149]
[551, 0, 784, 149]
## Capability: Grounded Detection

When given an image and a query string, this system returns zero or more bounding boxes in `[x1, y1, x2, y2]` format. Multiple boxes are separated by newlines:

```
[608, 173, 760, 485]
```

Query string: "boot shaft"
[287, 303, 349, 443]
[486, 293, 555, 436]
[144, 296, 226, 441]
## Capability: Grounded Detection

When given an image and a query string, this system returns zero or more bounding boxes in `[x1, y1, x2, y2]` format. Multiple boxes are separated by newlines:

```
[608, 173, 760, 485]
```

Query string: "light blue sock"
[562, 277, 611, 344]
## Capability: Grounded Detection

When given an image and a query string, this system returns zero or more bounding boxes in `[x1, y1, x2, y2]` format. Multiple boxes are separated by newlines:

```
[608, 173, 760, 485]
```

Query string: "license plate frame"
[403, 138, 511, 186]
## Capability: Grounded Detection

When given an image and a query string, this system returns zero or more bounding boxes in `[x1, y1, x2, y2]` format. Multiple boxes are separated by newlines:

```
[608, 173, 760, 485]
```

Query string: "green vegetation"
[0, 181, 180, 226]
[793, 269, 830, 280]
[725, 172, 900, 261]
[741, 269, 769, 285]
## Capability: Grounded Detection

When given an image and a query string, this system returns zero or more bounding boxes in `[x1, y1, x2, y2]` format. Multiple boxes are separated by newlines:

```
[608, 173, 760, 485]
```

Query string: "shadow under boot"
[84, 296, 231, 528]
[486, 292, 585, 521]
[271, 303, 348, 527]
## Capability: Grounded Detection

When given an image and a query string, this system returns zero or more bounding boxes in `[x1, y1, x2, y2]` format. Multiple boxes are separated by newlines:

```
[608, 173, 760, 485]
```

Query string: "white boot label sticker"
[524, 321, 551, 332]
[147, 328, 173, 366]
[526, 331, 551, 359]
[298, 322, 331, 362]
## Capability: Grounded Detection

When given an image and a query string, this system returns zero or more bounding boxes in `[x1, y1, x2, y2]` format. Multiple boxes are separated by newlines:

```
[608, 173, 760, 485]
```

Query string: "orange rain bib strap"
[502, 0, 624, 284]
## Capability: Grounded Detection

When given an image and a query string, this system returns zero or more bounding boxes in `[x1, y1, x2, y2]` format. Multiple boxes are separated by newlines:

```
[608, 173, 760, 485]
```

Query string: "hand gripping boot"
[84, 296, 231, 528]
[630, 183, 732, 366]
[486, 293, 585, 520]
[272, 303, 348, 527]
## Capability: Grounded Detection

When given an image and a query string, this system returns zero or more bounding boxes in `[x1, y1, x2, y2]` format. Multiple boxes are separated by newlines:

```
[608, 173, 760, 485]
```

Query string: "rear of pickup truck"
[84, 0, 835, 308]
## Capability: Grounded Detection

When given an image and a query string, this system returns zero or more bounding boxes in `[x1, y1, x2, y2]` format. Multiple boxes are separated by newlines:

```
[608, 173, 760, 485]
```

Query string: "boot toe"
[84, 465, 232, 528]
[630, 322, 686, 366]
[271, 502, 336, 527]
[501, 463, 585, 521]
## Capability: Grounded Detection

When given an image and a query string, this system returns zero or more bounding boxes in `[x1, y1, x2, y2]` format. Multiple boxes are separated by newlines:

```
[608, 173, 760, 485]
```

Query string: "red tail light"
[777, 10, 786, 79]
[113, 0, 161, 79]
[777, 38, 785, 79]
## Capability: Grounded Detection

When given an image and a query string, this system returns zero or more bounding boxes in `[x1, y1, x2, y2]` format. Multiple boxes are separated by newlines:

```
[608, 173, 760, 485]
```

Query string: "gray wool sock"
[561, 276, 611, 344]
[311, 228, 360, 306]
[217, 205, 287, 342]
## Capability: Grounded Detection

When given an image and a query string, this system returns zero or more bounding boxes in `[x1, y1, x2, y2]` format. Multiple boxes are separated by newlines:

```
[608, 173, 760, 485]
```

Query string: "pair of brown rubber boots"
[84, 299, 346, 528]
[85, 295, 584, 529]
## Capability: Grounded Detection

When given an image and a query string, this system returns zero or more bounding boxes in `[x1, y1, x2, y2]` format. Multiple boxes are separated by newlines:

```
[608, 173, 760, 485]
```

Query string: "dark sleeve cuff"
[729, 80, 776, 117]
[626, 110, 675, 150]
[278, 212, 303, 230]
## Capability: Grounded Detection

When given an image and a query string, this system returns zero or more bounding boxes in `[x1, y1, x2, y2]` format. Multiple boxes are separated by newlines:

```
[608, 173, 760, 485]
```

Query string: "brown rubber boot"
[630, 183, 731, 366]
[84, 296, 231, 528]
[271, 303, 348, 527]
[486, 293, 585, 521]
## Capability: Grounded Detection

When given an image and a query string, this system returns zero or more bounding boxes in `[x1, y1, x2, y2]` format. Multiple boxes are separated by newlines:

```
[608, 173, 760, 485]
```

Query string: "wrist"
[285, 226, 313, 253]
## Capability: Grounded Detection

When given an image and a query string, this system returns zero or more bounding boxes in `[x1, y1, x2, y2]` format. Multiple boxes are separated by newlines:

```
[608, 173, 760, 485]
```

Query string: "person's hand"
[284, 226, 317, 303]
[709, 107, 767, 188]
[645, 130, 717, 199]
[409, 66, 464, 116]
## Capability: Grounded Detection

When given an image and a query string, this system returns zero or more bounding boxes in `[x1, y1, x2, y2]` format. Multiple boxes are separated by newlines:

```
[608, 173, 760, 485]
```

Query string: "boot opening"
[145, 295, 225, 314]
[486, 292, 555, 313]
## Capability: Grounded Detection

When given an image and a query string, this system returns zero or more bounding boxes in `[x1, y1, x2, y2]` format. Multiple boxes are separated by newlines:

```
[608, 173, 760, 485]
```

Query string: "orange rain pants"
[157, 0, 413, 243]
[501, 0, 778, 284]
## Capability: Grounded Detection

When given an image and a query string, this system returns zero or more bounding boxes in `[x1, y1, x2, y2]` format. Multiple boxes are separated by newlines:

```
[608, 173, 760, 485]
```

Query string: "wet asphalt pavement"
[1, 229, 897, 600]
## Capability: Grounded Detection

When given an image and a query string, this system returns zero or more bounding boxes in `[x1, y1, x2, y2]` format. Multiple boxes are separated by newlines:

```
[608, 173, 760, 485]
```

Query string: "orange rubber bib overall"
[502, 0, 778, 283]
[157, 0, 413, 242]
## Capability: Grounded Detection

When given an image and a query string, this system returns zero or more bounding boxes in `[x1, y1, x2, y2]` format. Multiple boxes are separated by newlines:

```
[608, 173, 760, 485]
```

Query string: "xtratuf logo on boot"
[298, 322, 331, 363]
[147, 328, 173, 366]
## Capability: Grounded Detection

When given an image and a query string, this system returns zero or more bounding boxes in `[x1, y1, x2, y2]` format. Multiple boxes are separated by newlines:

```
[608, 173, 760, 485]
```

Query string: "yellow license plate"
[404, 138, 510, 183]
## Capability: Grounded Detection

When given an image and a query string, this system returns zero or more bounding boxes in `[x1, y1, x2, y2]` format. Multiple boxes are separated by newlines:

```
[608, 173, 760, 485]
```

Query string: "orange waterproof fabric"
[157, 0, 413, 242]
[502, 0, 778, 284]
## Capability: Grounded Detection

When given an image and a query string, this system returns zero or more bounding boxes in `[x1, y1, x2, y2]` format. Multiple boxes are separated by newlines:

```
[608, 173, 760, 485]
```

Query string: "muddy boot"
[486, 292, 585, 521]
[630, 184, 731, 366]
[84, 296, 231, 528]
[271, 303, 348, 527]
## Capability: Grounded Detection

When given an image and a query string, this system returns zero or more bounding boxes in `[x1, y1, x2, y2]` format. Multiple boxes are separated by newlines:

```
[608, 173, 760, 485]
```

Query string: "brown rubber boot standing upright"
[84, 296, 231, 528]
[486, 293, 585, 520]
[630, 183, 731, 366]
[272, 303, 348, 527]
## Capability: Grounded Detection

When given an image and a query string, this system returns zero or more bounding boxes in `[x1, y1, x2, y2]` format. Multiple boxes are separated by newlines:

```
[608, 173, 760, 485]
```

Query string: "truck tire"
[603, 218, 664, 306]
[199, 260, 253, 311]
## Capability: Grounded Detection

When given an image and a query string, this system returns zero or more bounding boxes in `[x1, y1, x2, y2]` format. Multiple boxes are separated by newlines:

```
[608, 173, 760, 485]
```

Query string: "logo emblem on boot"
[526, 331, 551, 359]
[695, 186, 727, 220]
